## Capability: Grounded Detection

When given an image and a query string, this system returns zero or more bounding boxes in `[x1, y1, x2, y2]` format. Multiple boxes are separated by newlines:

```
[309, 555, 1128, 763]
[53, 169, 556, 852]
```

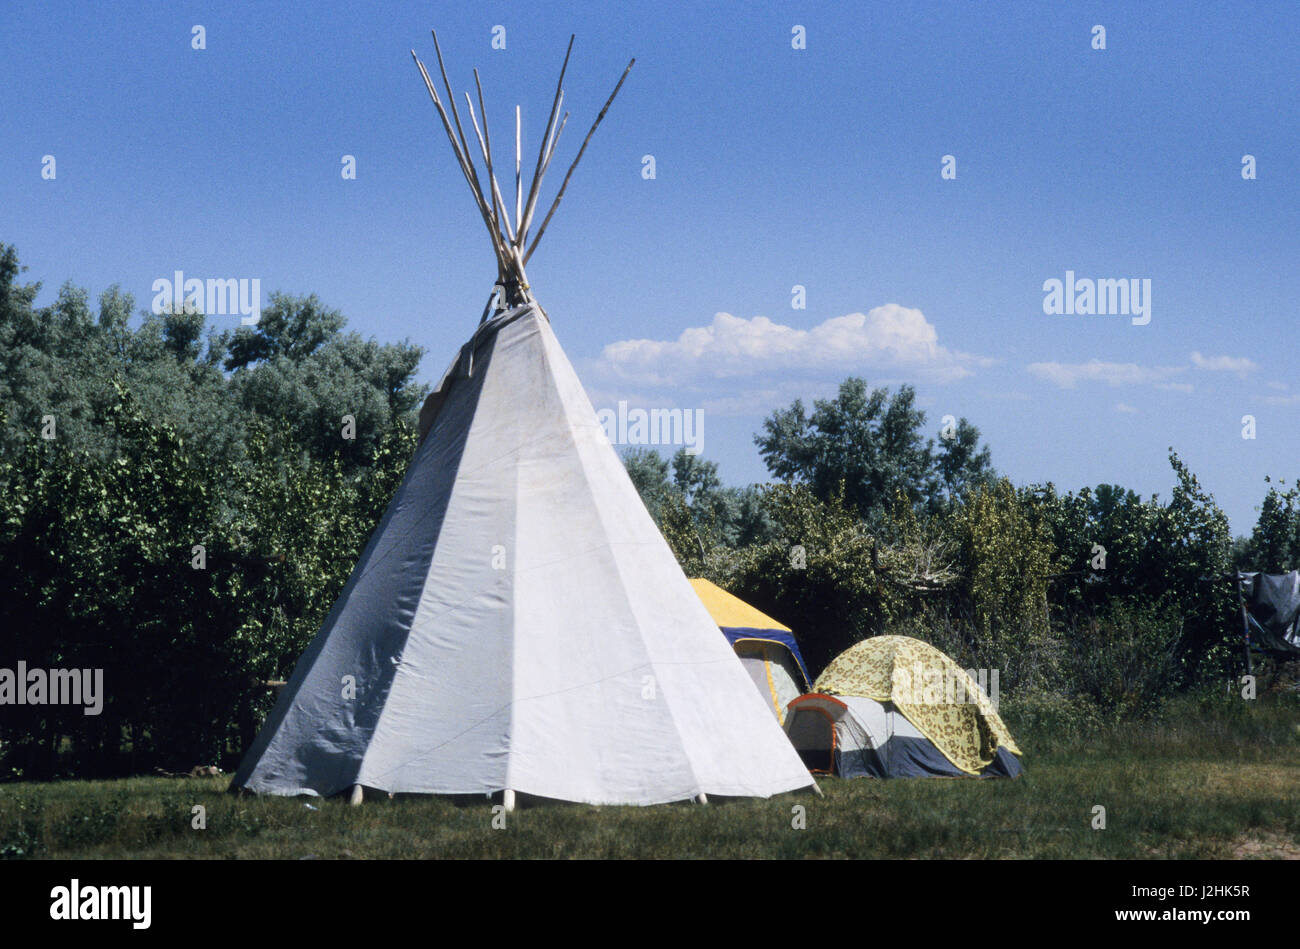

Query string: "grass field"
[3, 693, 1297, 859]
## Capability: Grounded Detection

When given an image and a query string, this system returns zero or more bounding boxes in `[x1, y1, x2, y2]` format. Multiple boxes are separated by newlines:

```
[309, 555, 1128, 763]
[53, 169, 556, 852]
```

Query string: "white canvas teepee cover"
[231, 304, 815, 804]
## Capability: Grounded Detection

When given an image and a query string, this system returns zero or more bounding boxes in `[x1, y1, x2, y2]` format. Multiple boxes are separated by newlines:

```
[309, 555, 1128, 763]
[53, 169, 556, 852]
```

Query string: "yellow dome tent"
[786, 636, 1023, 778]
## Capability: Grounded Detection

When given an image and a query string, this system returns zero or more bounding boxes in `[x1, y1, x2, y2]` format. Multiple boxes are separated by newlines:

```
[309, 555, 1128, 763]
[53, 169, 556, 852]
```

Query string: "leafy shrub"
[948, 479, 1060, 693]
[718, 483, 900, 676]
[998, 691, 1103, 753]
[1064, 604, 1183, 721]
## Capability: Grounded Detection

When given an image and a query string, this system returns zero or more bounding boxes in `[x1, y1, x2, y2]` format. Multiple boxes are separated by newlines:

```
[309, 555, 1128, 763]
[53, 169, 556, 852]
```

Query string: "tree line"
[626, 384, 1297, 733]
[1, 242, 1296, 779]
[0, 245, 422, 779]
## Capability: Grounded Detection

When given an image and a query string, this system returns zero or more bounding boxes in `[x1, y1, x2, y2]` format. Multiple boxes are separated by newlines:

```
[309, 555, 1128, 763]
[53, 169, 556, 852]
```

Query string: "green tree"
[0, 246, 427, 777]
[0, 246, 425, 480]
[756, 377, 993, 520]
[725, 483, 899, 676]
[623, 447, 774, 563]
[622, 447, 672, 522]
[218, 292, 425, 469]
[933, 417, 996, 504]
[1243, 479, 1298, 572]
[1031, 452, 1236, 682]
[949, 479, 1059, 693]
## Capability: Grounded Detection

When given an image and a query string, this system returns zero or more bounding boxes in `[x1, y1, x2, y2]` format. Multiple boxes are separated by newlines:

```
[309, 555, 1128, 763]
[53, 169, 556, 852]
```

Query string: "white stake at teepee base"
[228, 32, 818, 809]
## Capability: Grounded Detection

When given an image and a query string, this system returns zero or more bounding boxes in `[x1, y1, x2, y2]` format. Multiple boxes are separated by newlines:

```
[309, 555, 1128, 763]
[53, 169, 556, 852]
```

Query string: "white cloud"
[1115, 402, 1139, 414]
[1262, 380, 1297, 405]
[596, 305, 987, 385]
[1028, 352, 1264, 390]
[1190, 351, 1256, 372]
[1027, 359, 1186, 389]
[982, 389, 1031, 401]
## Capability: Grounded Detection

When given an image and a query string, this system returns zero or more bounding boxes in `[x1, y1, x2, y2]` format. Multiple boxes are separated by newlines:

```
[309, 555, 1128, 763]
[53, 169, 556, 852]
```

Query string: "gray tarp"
[1239, 571, 1300, 655]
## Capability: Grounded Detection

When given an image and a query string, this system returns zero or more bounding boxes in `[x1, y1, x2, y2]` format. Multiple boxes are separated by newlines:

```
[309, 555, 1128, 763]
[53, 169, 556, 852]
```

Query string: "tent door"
[786, 706, 836, 774]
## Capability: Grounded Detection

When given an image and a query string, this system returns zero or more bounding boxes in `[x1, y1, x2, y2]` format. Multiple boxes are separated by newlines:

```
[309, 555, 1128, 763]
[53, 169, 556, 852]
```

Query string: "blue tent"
[717, 627, 811, 692]
[689, 579, 811, 723]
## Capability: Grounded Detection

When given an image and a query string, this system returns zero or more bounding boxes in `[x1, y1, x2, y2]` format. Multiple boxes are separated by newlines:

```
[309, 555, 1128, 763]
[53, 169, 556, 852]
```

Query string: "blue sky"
[3, 1, 1296, 536]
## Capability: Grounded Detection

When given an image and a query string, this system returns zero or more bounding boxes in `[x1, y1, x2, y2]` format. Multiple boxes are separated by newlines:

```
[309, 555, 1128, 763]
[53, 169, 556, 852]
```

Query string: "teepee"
[229, 33, 816, 807]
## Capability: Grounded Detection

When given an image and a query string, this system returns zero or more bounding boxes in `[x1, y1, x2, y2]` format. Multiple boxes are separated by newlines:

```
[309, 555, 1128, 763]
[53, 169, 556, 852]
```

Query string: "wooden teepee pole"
[412, 32, 634, 297]
[412, 53, 506, 263]
[514, 106, 523, 236]
[464, 91, 516, 246]
[518, 35, 574, 244]
[537, 112, 569, 189]
[430, 31, 486, 205]
[472, 69, 516, 246]
[525, 57, 635, 265]
[428, 32, 513, 274]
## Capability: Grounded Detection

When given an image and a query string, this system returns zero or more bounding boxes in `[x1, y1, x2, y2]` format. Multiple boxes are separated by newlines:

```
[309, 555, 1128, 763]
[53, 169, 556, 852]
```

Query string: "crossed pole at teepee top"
[412, 32, 635, 315]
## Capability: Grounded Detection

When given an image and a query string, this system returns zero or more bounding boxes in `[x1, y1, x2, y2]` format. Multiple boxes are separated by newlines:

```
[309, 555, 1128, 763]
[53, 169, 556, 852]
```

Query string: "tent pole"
[480, 287, 501, 324]
[537, 112, 570, 188]
[430, 31, 488, 212]
[412, 55, 508, 263]
[503, 788, 516, 812]
[514, 106, 522, 236]
[472, 71, 518, 246]
[349, 784, 363, 806]
[463, 92, 515, 246]
[524, 57, 635, 265]
[694, 793, 708, 805]
[811, 780, 824, 798]
[1235, 573, 1254, 678]
[518, 35, 574, 243]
